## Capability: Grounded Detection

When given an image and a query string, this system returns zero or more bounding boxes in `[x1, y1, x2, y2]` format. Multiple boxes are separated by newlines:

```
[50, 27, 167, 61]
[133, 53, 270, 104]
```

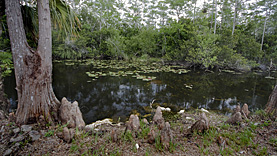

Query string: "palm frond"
[50, 0, 81, 39]
[20, 0, 81, 42]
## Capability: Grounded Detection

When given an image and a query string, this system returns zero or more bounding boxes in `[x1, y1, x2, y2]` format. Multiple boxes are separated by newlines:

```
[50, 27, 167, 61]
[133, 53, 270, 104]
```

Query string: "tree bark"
[0, 0, 4, 37]
[193, 0, 197, 24]
[232, 0, 238, 36]
[5, 0, 59, 124]
[220, 0, 225, 30]
[265, 85, 277, 117]
[210, 0, 214, 30]
[260, 17, 267, 51]
[214, 0, 217, 34]
[260, 2, 271, 51]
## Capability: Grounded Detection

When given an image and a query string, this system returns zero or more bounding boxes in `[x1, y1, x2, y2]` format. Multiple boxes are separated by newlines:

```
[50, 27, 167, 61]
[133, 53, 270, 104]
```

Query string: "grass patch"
[154, 131, 163, 151]
[269, 138, 277, 146]
[44, 130, 54, 137]
[220, 123, 231, 130]
[138, 120, 150, 139]
[257, 147, 268, 156]
[122, 130, 134, 142]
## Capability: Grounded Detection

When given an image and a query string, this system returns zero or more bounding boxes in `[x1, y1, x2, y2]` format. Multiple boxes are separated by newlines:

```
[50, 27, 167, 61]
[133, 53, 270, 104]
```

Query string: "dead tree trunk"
[5, 0, 60, 124]
[265, 85, 277, 117]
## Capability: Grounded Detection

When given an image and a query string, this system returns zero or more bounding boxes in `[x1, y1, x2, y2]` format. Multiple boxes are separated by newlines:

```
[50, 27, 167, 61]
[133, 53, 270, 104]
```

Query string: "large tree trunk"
[6, 0, 59, 124]
[265, 85, 277, 117]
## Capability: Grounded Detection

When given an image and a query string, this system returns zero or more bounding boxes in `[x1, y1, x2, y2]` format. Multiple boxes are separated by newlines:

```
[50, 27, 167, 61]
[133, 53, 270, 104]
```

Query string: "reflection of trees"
[6, 62, 276, 123]
[3, 71, 17, 110]
[53, 64, 168, 123]
[154, 71, 275, 112]
[0, 73, 10, 113]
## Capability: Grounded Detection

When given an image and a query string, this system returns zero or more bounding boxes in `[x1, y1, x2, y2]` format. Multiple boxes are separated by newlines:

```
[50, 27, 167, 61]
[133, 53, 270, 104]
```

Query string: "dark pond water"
[4, 61, 277, 124]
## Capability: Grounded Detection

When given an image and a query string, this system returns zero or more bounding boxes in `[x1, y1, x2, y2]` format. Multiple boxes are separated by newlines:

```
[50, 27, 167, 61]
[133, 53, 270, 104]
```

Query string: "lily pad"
[222, 70, 235, 73]
[65, 62, 75, 66]
[143, 78, 151, 81]
[184, 84, 193, 89]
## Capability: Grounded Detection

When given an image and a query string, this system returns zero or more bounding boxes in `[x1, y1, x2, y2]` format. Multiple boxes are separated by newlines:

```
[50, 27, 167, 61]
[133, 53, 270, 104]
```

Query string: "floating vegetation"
[265, 76, 275, 79]
[143, 114, 152, 118]
[177, 69, 189, 74]
[84, 60, 190, 82]
[65, 62, 75, 66]
[184, 84, 193, 89]
[232, 72, 242, 75]
[53, 60, 62, 63]
[222, 70, 235, 73]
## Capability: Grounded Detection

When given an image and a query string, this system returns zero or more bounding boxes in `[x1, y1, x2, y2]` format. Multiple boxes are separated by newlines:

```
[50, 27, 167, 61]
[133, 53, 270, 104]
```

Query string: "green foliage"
[110, 149, 122, 156]
[0, 52, 13, 77]
[70, 142, 79, 153]
[19, 139, 30, 148]
[169, 141, 176, 153]
[220, 123, 231, 130]
[0, 15, 13, 77]
[220, 148, 234, 155]
[44, 130, 55, 137]
[249, 122, 258, 131]
[186, 27, 219, 68]
[52, 5, 272, 70]
[4, 0, 275, 69]
[125, 27, 158, 57]
[269, 137, 277, 146]
[138, 120, 150, 139]
[50, 0, 81, 38]
[105, 28, 127, 59]
[257, 147, 268, 156]
[239, 128, 254, 147]
[154, 131, 163, 151]
[122, 130, 133, 142]
[261, 120, 271, 127]
[93, 131, 99, 144]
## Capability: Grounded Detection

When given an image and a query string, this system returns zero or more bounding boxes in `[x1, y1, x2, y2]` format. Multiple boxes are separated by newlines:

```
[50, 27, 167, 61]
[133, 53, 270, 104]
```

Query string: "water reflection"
[3, 62, 276, 124]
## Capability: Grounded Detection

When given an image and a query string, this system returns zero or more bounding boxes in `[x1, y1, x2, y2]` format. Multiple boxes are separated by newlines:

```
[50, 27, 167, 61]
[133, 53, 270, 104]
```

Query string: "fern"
[0, 52, 13, 77]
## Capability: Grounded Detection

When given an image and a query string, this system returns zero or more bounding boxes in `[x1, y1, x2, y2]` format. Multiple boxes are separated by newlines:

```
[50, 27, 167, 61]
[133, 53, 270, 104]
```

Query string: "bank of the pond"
[0, 107, 276, 156]
[53, 58, 275, 72]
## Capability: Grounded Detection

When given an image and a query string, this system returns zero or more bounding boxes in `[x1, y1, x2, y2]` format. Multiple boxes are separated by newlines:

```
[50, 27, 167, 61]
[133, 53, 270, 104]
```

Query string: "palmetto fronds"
[21, 0, 80, 42]
[50, 0, 81, 38]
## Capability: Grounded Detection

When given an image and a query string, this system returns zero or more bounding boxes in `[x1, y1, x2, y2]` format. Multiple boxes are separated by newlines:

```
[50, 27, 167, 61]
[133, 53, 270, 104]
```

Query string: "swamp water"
[4, 60, 277, 124]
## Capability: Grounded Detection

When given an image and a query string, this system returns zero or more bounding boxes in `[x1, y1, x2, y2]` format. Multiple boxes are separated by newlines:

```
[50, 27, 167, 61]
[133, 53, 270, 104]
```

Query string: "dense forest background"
[0, 0, 277, 72]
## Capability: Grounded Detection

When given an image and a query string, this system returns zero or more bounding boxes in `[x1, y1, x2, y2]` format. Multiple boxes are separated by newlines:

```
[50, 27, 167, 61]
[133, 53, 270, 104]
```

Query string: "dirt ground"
[0, 108, 276, 156]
